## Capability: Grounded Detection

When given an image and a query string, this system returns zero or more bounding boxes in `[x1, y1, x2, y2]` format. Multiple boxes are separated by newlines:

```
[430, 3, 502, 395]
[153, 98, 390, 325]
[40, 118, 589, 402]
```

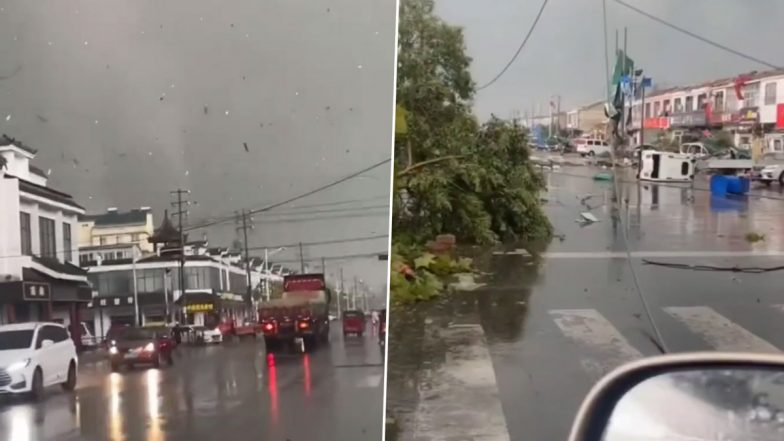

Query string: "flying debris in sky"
[243, 142, 249, 152]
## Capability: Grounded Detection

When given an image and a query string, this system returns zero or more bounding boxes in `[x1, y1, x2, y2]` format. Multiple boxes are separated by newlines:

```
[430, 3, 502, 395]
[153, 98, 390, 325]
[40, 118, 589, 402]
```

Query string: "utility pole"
[321, 257, 326, 275]
[236, 210, 254, 305]
[621, 27, 628, 137]
[170, 189, 190, 323]
[556, 95, 562, 133]
[353, 276, 358, 310]
[339, 268, 345, 317]
[299, 242, 305, 273]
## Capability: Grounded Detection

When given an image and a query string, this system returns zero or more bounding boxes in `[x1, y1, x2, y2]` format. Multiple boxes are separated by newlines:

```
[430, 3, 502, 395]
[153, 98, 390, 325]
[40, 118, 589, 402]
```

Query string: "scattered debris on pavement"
[745, 232, 765, 243]
[577, 212, 599, 225]
[491, 248, 532, 256]
[448, 273, 486, 291]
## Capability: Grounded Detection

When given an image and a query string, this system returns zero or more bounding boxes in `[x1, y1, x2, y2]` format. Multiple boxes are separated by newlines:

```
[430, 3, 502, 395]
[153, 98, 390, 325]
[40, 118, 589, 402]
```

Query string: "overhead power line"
[270, 251, 388, 264]
[249, 233, 388, 252]
[182, 195, 389, 229]
[184, 158, 391, 231]
[251, 211, 388, 225]
[612, 0, 781, 69]
[261, 204, 389, 217]
[477, 0, 550, 91]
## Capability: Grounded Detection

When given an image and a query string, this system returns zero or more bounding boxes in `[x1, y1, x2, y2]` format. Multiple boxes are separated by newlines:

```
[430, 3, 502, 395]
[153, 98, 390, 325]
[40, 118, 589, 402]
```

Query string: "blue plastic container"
[710, 175, 728, 196]
[725, 176, 750, 195]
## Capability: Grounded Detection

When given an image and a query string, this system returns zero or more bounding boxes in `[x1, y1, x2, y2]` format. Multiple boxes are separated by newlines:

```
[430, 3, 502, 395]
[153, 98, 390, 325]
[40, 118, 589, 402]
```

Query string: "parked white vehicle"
[679, 142, 710, 159]
[753, 152, 784, 186]
[0, 322, 78, 399]
[202, 327, 223, 344]
[573, 137, 612, 157]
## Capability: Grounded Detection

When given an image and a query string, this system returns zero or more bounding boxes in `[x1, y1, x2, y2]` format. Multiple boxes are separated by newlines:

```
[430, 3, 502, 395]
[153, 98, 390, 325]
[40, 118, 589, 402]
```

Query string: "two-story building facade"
[566, 100, 606, 135]
[77, 207, 155, 265]
[83, 216, 284, 337]
[0, 135, 91, 345]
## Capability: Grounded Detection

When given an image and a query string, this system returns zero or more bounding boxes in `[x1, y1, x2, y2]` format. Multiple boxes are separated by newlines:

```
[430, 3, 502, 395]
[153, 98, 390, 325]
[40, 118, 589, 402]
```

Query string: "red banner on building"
[643, 117, 669, 129]
[777, 104, 784, 129]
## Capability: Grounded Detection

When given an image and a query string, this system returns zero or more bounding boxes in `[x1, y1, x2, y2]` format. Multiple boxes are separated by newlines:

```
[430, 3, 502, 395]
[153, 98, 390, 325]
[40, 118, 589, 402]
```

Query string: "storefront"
[0, 261, 92, 349]
[85, 291, 169, 339]
[177, 291, 252, 328]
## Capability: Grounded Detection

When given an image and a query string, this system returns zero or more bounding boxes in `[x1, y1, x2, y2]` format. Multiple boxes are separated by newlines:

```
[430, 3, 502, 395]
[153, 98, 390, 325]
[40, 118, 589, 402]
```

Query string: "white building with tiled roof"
[0, 135, 92, 348]
[77, 207, 155, 265]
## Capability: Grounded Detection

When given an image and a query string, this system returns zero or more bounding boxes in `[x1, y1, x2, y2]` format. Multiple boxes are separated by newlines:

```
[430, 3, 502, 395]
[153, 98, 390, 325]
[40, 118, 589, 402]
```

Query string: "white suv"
[0, 322, 78, 400]
[573, 138, 612, 157]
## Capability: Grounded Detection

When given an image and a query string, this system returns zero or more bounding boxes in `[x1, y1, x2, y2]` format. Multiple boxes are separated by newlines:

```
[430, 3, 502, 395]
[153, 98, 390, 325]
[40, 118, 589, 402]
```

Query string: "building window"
[19, 212, 31, 255]
[742, 83, 760, 108]
[674, 98, 683, 113]
[185, 267, 210, 290]
[137, 269, 164, 293]
[644, 103, 651, 118]
[714, 91, 725, 111]
[63, 223, 72, 262]
[685, 96, 694, 111]
[654, 102, 661, 116]
[99, 236, 107, 246]
[131, 233, 141, 242]
[663, 100, 671, 114]
[39, 217, 56, 258]
[765, 82, 777, 105]
[697, 94, 707, 109]
[95, 272, 132, 296]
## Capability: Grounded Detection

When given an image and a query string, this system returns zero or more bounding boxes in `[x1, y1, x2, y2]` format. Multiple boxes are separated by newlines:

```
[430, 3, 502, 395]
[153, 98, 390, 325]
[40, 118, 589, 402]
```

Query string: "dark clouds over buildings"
[0, 0, 397, 294]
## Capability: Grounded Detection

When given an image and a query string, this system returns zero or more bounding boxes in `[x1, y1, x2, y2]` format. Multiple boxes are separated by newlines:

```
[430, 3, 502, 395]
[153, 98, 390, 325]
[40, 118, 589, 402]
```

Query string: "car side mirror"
[568, 353, 784, 441]
[41, 339, 54, 348]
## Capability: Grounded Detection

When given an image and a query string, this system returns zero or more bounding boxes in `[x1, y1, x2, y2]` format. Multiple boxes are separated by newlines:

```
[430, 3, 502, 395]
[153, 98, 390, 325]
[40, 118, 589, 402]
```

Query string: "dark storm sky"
[0, 0, 397, 299]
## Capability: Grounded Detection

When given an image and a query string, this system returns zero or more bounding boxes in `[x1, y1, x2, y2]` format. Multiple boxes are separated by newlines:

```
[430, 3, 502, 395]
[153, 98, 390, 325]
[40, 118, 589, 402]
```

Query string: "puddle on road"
[387, 248, 544, 438]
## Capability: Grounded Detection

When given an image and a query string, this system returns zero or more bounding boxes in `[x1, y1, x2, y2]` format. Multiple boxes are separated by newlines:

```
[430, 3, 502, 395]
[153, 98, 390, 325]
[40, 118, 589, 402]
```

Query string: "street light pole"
[264, 248, 270, 301]
[131, 245, 140, 326]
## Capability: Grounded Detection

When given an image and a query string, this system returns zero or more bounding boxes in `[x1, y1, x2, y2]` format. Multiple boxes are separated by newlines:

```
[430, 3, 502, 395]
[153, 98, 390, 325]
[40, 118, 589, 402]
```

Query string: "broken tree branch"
[397, 155, 465, 177]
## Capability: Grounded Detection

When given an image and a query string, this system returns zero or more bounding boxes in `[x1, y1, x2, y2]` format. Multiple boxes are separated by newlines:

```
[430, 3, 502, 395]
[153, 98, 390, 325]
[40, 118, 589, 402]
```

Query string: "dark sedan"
[107, 327, 175, 371]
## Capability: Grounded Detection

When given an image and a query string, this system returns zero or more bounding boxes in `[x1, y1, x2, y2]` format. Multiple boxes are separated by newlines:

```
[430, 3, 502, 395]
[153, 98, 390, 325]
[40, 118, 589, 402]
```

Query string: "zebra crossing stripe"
[356, 374, 382, 388]
[664, 306, 779, 353]
[412, 323, 510, 441]
[550, 309, 643, 378]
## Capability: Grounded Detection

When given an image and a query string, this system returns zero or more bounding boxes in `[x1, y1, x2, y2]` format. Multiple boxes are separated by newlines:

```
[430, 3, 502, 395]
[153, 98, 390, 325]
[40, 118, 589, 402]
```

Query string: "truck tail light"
[262, 323, 275, 333]
[298, 321, 310, 330]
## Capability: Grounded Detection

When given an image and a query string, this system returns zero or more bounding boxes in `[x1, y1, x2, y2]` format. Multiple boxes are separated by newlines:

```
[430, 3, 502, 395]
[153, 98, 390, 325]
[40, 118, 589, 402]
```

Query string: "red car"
[107, 326, 175, 371]
[342, 310, 365, 337]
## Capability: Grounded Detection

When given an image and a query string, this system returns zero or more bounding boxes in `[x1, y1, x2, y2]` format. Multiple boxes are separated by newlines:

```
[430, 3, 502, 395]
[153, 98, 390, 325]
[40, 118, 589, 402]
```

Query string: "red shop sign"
[777, 104, 784, 129]
[643, 117, 669, 129]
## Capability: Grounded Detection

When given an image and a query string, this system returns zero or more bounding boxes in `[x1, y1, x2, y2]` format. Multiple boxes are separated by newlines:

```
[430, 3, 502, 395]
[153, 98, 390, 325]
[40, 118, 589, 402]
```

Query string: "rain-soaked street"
[387, 166, 784, 441]
[0, 327, 384, 441]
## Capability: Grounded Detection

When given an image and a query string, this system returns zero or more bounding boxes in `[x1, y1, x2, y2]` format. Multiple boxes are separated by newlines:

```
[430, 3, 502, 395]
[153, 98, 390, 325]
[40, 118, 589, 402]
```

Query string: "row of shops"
[85, 289, 252, 340]
[628, 69, 784, 154]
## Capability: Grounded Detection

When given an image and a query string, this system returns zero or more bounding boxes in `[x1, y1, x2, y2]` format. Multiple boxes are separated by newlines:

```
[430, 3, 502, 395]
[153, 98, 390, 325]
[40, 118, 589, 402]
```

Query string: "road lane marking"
[542, 251, 784, 259]
[357, 374, 382, 388]
[412, 323, 510, 441]
[664, 306, 780, 353]
[550, 309, 643, 378]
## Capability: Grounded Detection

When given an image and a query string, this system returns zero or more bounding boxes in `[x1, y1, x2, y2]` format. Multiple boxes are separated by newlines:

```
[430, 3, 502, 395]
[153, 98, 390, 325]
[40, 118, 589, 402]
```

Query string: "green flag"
[611, 50, 634, 86]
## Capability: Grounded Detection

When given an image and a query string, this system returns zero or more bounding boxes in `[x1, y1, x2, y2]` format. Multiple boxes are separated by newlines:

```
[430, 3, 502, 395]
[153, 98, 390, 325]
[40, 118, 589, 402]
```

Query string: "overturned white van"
[638, 151, 696, 182]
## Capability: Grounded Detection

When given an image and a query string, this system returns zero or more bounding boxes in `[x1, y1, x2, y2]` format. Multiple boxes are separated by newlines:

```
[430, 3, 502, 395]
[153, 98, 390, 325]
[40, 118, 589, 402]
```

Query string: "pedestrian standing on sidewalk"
[172, 322, 182, 345]
[371, 309, 379, 336]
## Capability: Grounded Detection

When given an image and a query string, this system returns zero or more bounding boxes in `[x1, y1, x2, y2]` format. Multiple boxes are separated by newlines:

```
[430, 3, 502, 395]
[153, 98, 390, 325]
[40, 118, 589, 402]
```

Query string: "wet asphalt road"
[0, 325, 384, 441]
[387, 167, 784, 441]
